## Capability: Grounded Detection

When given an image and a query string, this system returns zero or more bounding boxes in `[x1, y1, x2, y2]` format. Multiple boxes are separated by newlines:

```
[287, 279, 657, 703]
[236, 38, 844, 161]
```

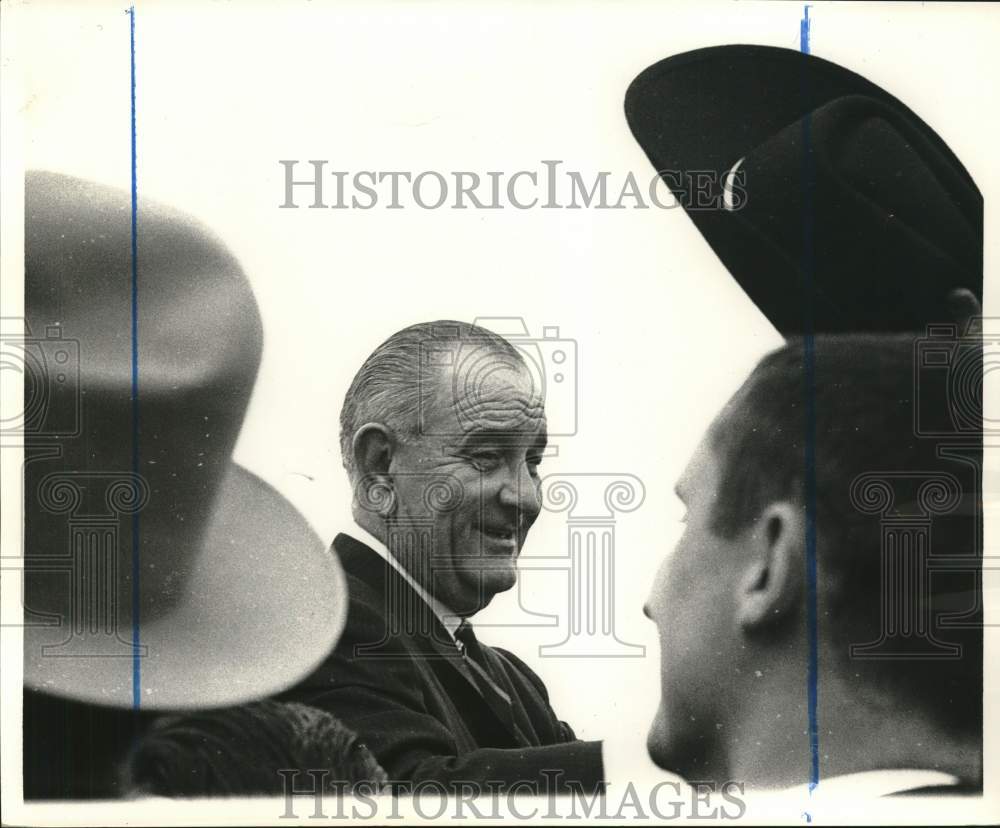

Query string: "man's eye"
[526, 454, 543, 471]
[469, 451, 502, 470]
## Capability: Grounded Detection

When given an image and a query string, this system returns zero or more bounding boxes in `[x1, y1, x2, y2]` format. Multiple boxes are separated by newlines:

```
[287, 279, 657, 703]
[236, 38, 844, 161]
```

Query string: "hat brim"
[625, 45, 927, 176]
[25, 462, 347, 711]
[624, 45, 982, 335]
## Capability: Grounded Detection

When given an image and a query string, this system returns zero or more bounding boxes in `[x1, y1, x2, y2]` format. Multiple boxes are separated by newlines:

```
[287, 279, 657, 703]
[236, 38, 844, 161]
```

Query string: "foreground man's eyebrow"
[458, 428, 547, 449]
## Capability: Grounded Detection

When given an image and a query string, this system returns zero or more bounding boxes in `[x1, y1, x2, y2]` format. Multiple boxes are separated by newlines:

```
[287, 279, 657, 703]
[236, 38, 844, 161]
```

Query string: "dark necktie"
[454, 620, 513, 712]
[455, 619, 485, 665]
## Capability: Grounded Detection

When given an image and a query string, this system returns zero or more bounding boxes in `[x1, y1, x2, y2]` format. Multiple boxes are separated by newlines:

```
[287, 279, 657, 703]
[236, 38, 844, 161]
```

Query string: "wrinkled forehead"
[429, 354, 547, 436]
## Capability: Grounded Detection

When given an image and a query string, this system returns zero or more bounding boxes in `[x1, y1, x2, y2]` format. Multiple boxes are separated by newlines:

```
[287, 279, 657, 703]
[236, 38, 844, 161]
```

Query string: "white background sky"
[6, 0, 999, 801]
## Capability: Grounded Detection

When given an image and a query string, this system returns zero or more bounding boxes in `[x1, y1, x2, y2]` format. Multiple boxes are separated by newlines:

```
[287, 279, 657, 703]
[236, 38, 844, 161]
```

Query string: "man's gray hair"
[339, 320, 524, 481]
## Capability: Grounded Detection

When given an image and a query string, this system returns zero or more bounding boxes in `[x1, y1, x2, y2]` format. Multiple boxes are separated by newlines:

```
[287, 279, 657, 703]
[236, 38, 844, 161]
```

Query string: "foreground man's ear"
[352, 423, 398, 518]
[737, 502, 806, 630]
[352, 422, 396, 478]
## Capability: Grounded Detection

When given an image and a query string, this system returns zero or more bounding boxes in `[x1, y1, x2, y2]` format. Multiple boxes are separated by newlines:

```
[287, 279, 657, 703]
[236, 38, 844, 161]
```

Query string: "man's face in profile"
[389, 353, 547, 616]
[644, 434, 742, 775]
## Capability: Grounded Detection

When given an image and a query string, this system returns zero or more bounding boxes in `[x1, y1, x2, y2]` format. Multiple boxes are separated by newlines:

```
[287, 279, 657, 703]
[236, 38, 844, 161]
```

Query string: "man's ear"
[351, 423, 396, 479]
[736, 502, 805, 630]
[351, 423, 398, 517]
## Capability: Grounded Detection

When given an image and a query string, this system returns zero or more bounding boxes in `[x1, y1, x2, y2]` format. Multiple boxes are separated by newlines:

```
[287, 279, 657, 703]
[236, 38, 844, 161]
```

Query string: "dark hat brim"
[625, 45, 932, 176]
[625, 45, 982, 335]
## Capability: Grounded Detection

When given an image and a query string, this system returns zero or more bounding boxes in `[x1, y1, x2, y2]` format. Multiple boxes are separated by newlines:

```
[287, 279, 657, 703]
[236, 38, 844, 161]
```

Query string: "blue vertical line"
[128, 4, 141, 711]
[800, 3, 821, 804]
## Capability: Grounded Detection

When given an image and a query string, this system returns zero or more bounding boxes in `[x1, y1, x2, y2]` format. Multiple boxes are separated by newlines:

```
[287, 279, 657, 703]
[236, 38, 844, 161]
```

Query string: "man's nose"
[498, 462, 542, 518]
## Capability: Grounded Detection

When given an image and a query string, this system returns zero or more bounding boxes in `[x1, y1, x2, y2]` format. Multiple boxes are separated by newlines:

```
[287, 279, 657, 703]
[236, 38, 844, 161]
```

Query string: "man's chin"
[456, 566, 517, 613]
[486, 567, 517, 594]
[479, 565, 518, 601]
[646, 706, 674, 770]
[647, 705, 718, 782]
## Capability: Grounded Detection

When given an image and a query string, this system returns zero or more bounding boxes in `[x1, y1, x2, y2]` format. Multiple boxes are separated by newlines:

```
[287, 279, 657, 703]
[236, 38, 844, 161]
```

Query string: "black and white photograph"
[1, 1, 997, 824]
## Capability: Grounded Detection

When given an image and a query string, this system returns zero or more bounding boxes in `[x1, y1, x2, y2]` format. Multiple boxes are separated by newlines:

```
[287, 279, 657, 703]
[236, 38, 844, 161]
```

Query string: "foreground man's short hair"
[708, 334, 982, 737]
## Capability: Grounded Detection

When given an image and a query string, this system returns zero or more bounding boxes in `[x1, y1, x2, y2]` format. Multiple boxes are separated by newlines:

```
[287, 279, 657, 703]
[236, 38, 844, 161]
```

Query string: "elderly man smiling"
[284, 321, 603, 793]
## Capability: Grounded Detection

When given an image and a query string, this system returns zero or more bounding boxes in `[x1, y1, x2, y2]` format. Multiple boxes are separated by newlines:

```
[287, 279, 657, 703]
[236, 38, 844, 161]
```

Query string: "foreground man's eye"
[468, 451, 502, 470]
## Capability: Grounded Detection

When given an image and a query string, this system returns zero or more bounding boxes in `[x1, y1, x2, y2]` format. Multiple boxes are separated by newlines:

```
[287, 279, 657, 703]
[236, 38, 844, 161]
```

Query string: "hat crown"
[23, 171, 263, 620]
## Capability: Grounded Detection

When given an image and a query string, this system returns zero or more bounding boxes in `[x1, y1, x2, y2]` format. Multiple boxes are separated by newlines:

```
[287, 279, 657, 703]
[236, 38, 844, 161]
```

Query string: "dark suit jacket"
[283, 533, 603, 792]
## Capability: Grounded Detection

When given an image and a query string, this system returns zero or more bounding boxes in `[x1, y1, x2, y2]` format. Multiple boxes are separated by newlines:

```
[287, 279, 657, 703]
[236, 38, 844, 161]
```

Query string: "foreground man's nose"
[498, 466, 542, 519]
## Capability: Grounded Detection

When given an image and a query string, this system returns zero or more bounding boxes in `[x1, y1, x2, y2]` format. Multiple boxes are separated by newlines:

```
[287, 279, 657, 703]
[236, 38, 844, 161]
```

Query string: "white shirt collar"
[780, 768, 961, 801]
[346, 521, 462, 639]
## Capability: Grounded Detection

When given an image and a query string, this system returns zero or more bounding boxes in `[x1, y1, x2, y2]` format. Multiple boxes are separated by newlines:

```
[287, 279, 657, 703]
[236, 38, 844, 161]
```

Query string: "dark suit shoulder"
[339, 571, 400, 644]
[285, 570, 421, 699]
[491, 646, 552, 701]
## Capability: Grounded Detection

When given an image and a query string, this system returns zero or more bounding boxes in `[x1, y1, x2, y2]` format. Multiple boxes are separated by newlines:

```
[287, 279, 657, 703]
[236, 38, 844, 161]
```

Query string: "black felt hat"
[625, 45, 982, 335]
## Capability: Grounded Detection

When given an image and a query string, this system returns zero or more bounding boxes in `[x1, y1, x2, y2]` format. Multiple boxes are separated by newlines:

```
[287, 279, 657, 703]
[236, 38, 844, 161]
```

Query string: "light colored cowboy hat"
[22, 171, 346, 710]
